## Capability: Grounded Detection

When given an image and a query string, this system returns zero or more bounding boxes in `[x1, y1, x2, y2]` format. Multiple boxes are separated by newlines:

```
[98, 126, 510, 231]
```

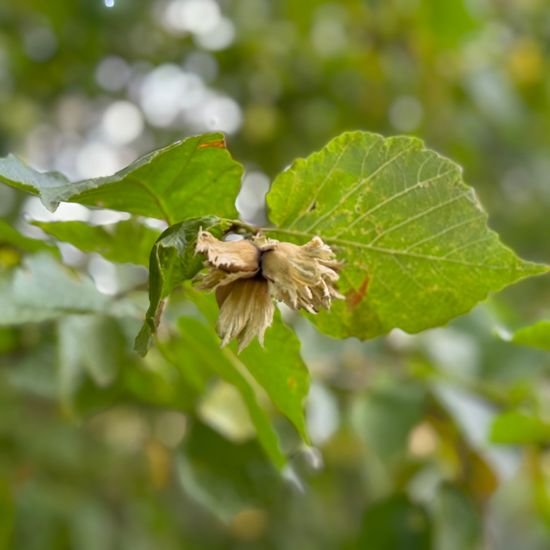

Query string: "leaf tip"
[519, 259, 550, 278]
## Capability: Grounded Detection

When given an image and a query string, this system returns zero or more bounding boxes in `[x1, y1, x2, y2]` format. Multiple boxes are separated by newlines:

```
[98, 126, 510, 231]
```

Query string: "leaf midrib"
[262, 227, 541, 272]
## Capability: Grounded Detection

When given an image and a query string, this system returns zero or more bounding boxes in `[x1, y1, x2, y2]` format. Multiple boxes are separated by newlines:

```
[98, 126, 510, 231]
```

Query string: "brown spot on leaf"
[199, 139, 226, 149]
[346, 274, 369, 309]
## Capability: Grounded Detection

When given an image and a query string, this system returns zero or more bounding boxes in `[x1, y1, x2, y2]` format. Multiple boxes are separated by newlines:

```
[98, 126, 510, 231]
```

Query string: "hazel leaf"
[135, 216, 233, 356]
[186, 286, 310, 443]
[267, 131, 549, 339]
[34, 219, 161, 266]
[0, 133, 242, 224]
[170, 316, 287, 469]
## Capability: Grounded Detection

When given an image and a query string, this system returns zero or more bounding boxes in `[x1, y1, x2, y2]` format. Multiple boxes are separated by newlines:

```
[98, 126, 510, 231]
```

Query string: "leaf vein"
[368, 191, 472, 246]
[262, 227, 524, 271]
[334, 168, 458, 238]
[442, 234, 495, 259]
[288, 141, 353, 229]
[304, 141, 417, 232]
[125, 176, 173, 224]
[404, 214, 485, 252]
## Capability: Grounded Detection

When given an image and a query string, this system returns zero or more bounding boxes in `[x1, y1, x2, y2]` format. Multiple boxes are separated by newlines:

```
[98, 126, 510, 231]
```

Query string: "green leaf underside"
[172, 317, 286, 469]
[0, 133, 242, 224]
[0, 254, 110, 325]
[34, 219, 161, 266]
[186, 287, 310, 443]
[510, 320, 550, 351]
[134, 216, 233, 356]
[267, 131, 548, 339]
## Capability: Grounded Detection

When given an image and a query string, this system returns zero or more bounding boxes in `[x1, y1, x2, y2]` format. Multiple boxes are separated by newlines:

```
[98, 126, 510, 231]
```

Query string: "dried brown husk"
[194, 231, 343, 351]
[260, 236, 343, 313]
[216, 278, 275, 352]
[194, 231, 260, 292]
[196, 231, 259, 273]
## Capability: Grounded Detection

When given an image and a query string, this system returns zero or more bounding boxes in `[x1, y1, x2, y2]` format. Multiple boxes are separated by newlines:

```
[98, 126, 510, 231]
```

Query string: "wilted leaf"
[267, 131, 548, 339]
[135, 216, 232, 356]
[0, 133, 242, 224]
[34, 219, 160, 266]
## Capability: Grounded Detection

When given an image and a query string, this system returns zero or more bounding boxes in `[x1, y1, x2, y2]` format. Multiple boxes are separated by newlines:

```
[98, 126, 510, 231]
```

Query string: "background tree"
[1, 1, 550, 548]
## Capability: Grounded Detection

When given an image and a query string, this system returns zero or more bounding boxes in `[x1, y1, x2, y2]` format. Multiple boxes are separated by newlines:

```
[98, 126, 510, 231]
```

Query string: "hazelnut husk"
[194, 231, 343, 351]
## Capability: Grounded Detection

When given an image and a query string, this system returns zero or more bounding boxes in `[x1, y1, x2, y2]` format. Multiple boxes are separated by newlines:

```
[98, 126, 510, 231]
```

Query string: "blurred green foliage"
[1, 0, 550, 549]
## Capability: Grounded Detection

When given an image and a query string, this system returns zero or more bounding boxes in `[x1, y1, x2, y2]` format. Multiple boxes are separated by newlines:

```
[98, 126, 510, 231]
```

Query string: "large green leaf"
[238, 318, 310, 443]
[267, 131, 548, 339]
[187, 287, 310, 443]
[165, 317, 287, 469]
[34, 219, 160, 266]
[0, 254, 111, 325]
[509, 320, 550, 351]
[0, 133, 242, 224]
[134, 216, 233, 355]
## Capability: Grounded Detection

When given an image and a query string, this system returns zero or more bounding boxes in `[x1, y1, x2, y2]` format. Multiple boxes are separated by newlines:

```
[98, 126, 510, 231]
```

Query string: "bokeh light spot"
[101, 101, 144, 145]
[389, 96, 424, 132]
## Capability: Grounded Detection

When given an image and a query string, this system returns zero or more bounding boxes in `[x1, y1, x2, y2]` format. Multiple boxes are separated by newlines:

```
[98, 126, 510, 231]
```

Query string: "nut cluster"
[195, 231, 343, 351]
